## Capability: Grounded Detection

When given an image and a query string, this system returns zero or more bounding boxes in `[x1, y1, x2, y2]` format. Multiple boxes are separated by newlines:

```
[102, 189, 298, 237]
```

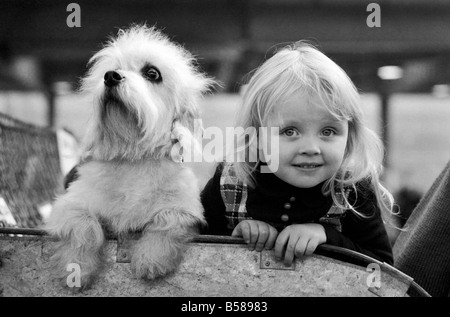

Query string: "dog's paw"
[52, 272, 94, 293]
[130, 250, 182, 280]
[48, 256, 98, 292]
[130, 258, 176, 280]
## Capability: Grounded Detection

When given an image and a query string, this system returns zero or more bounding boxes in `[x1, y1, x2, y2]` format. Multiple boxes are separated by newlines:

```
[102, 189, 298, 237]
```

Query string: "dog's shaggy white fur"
[44, 25, 213, 289]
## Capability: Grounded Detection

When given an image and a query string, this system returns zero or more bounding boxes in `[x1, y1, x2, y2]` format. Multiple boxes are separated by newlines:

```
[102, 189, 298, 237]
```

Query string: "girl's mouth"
[293, 163, 322, 169]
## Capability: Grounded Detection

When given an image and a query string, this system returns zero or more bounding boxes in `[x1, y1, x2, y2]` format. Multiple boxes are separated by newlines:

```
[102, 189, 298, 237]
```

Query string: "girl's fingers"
[264, 226, 278, 250]
[246, 221, 260, 250]
[274, 230, 289, 261]
[231, 222, 246, 238]
[232, 221, 253, 245]
[294, 237, 309, 258]
[255, 223, 269, 252]
[304, 239, 318, 256]
[283, 235, 301, 266]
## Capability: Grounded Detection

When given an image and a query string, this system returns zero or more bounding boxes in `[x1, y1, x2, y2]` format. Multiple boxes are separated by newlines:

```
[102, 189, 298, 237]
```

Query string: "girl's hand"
[232, 220, 278, 251]
[275, 223, 327, 266]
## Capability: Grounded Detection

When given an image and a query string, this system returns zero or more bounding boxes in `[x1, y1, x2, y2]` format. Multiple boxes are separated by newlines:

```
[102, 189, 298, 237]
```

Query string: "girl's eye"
[282, 128, 298, 137]
[142, 66, 162, 82]
[322, 128, 336, 137]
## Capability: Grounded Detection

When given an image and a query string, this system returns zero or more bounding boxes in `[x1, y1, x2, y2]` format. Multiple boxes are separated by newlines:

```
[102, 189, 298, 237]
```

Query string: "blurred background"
[1, 0, 450, 238]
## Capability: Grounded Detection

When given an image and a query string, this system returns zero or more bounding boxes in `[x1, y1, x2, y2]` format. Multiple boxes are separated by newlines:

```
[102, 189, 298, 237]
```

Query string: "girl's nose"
[298, 137, 321, 155]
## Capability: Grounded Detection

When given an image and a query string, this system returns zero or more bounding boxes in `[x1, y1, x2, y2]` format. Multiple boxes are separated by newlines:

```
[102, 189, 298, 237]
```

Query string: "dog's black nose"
[104, 71, 124, 87]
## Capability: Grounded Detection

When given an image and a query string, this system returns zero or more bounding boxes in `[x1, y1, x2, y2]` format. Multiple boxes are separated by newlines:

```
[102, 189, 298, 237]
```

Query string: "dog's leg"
[45, 205, 105, 290]
[130, 213, 199, 280]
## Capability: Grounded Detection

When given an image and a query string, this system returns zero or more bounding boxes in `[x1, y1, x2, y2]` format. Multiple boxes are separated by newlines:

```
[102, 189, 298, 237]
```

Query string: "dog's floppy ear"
[179, 64, 217, 126]
[170, 63, 215, 162]
[176, 106, 199, 134]
[170, 119, 203, 163]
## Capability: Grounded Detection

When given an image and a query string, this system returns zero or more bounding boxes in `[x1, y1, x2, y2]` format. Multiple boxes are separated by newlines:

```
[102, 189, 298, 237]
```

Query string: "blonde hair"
[231, 42, 394, 220]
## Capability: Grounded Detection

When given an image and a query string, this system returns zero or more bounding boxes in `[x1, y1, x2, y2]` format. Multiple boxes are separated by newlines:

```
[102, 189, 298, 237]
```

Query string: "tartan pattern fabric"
[220, 163, 252, 229]
[219, 163, 348, 232]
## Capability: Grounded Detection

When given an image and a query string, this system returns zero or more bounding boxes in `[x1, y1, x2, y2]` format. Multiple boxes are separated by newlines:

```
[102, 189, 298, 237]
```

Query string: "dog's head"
[80, 25, 213, 161]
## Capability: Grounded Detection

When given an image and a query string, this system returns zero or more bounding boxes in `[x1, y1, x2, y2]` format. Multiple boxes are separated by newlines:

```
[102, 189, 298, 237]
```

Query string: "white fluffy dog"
[45, 25, 212, 289]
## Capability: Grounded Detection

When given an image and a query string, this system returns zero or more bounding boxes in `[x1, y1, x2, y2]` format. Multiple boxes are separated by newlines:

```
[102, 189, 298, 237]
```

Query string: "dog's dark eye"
[142, 66, 162, 83]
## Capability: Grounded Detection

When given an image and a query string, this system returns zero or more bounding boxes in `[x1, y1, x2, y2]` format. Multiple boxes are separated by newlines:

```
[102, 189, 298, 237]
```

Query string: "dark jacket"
[201, 163, 393, 265]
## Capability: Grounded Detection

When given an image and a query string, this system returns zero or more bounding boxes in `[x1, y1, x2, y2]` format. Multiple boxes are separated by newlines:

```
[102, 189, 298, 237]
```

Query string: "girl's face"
[262, 91, 349, 188]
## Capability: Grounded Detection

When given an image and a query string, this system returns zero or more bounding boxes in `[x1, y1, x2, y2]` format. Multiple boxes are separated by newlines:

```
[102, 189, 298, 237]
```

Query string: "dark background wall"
[1, 0, 450, 94]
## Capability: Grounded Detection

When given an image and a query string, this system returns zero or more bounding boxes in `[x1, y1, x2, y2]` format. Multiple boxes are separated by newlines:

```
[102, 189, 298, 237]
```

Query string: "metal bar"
[0, 227, 432, 297]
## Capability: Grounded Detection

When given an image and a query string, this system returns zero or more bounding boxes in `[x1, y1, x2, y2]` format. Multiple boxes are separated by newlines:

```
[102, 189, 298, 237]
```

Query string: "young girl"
[201, 42, 395, 266]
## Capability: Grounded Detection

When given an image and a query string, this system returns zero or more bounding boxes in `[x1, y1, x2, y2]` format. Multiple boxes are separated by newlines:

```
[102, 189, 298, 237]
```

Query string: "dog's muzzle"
[104, 71, 124, 87]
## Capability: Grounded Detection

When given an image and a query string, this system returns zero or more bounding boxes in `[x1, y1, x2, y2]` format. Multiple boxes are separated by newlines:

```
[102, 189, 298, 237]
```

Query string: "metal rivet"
[284, 203, 291, 210]
[281, 214, 289, 222]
